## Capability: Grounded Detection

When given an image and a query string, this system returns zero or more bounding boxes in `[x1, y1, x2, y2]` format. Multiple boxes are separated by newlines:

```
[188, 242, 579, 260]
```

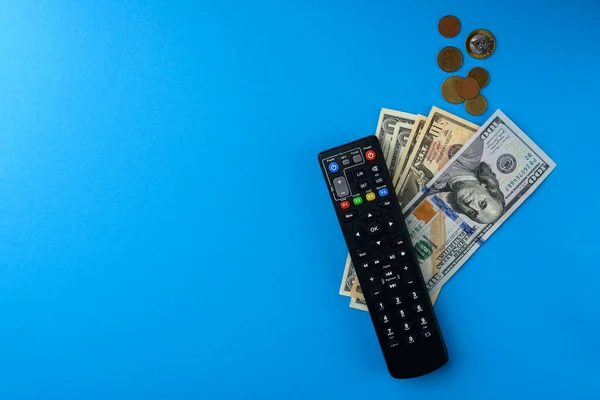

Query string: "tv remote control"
[318, 135, 448, 378]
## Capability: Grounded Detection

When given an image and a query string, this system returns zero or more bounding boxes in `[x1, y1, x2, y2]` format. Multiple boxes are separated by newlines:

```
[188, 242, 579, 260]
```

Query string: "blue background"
[1, 0, 599, 398]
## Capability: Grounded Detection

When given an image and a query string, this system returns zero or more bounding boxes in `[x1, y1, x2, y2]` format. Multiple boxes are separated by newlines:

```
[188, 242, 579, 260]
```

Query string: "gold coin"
[441, 76, 465, 104]
[468, 67, 490, 88]
[437, 46, 463, 72]
[466, 29, 496, 59]
[465, 94, 488, 116]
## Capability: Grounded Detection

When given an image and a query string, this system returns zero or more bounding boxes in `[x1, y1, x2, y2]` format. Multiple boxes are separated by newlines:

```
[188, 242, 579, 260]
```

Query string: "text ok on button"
[365, 221, 383, 237]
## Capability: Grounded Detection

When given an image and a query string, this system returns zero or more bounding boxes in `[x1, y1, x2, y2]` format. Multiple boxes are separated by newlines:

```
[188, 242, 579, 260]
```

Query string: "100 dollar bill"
[402, 110, 556, 293]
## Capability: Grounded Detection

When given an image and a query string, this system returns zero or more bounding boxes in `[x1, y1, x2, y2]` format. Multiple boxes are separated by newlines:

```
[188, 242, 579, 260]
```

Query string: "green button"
[353, 196, 363, 206]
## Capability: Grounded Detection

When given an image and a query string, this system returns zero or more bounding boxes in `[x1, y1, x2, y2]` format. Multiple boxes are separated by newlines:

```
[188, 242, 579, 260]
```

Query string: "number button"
[390, 296, 403, 306]
[418, 316, 429, 326]
[384, 327, 396, 340]
[374, 301, 387, 312]
[396, 308, 408, 319]
[413, 304, 425, 314]
[402, 321, 412, 331]
[409, 291, 421, 301]
[404, 334, 417, 344]
[379, 314, 392, 325]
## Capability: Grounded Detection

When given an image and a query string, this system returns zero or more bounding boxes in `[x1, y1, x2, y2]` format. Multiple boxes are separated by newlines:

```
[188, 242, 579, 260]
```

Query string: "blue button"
[378, 188, 389, 197]
[328, 162, 339, 173]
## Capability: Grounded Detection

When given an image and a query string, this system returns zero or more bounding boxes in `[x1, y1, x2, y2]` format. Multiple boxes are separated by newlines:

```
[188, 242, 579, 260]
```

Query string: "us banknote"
[402, 110, 555, 294]
[392, 115, 426, 190]
[375, 108, 416, 164]
[396, 107, 479, 207]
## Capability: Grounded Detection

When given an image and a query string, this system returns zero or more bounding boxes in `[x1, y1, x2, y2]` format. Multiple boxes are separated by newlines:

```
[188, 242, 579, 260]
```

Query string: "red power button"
[365, 150, 376, 161]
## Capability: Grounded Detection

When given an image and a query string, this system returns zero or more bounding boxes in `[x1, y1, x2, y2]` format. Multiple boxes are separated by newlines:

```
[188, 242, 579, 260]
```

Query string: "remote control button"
[383, 214, 396, 233]
[355, 249, 370, 259]
[365, 192, 376, 201]
[333, 177, 350, 197]
[328, 162, 339, 173]
[365, 273, 383, 297]
[382, 268, 396, 280]
[357, 181, 369, 190]
[340, 201, 350, 209]
[387, 340, 399, 349]
[342, 158, 350, 166]
[374, 301, 387, 312]
[389, 295, 404, 306]
[370, 164, 381, 173]
[352, 154, 363, 163]
[421, 330, 433, 339]
[401, 321, 412, 331]
[386, 252, 398, 262]
[368, 237, 389, 248]
[352, 196, 363, 206]
[378, 199, 392, 208]
[409, 290, 421, 301]
[359, 261, 370, 270]
[397, 249, 407, 258]
[379, 314, 392, 325]
[418, 316, 430, 327]
[354, 169, 366, 179]
[399, 263, 413, 273]
[365, 150, 376, 161]
[370, 257, 383, 268]
[365, 221, 383, 237]
[383, 327, 396, 339]
[413, 304, 425, 314]
[373, 176, 385, 185]
[391, 236, 406, 248]
[353, 226, 364, 242]
[358, 210, 382, 222]
[396, 308, 408, 319]
[404, 334, 417, 344]
[402, 273, 417, 287]
[385, 281, 400, 292]
[342, 210, 357, 222]
[378, 188, 389, 197]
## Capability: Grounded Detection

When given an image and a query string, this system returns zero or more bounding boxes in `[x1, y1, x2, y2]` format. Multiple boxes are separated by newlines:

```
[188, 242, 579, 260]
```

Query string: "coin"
[437, 46, 463, 72]
[438, 15, 461, 38]
[457, 77, 480, 99]
[466, 29, 496, 59]
[468, 67, 490, 89]
[441, 76, 465, 104]
[465, 94, 488, 116]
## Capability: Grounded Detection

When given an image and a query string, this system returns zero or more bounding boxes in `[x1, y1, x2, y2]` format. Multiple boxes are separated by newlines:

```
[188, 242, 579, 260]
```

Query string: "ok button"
[365, 220, 383, 237]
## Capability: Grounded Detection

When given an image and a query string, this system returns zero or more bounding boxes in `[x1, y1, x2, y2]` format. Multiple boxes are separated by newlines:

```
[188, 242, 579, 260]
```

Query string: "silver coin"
[469, 34, 492, 55]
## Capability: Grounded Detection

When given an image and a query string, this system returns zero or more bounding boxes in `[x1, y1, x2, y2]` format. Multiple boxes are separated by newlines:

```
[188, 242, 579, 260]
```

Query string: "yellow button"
[366, 192, 376, 201]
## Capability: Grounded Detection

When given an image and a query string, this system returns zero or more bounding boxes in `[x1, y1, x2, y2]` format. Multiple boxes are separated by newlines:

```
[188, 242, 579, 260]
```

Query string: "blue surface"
[1, 0, 599, 398]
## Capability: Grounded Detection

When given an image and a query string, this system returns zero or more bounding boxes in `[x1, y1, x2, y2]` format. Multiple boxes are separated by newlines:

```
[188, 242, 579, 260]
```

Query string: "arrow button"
[353, 225, 365, 243]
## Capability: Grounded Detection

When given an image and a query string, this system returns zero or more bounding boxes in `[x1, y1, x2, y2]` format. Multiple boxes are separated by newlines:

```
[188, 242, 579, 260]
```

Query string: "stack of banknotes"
[339, 107, 556, 311]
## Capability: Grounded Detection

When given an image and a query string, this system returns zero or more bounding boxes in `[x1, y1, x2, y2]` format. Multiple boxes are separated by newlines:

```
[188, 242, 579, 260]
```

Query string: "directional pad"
[383, 214, 396, 233]
[353, 225, 364, 242]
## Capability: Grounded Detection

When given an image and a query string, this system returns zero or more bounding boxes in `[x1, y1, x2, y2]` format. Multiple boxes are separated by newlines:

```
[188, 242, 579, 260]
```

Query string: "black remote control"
[318, 135, 448, 378]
